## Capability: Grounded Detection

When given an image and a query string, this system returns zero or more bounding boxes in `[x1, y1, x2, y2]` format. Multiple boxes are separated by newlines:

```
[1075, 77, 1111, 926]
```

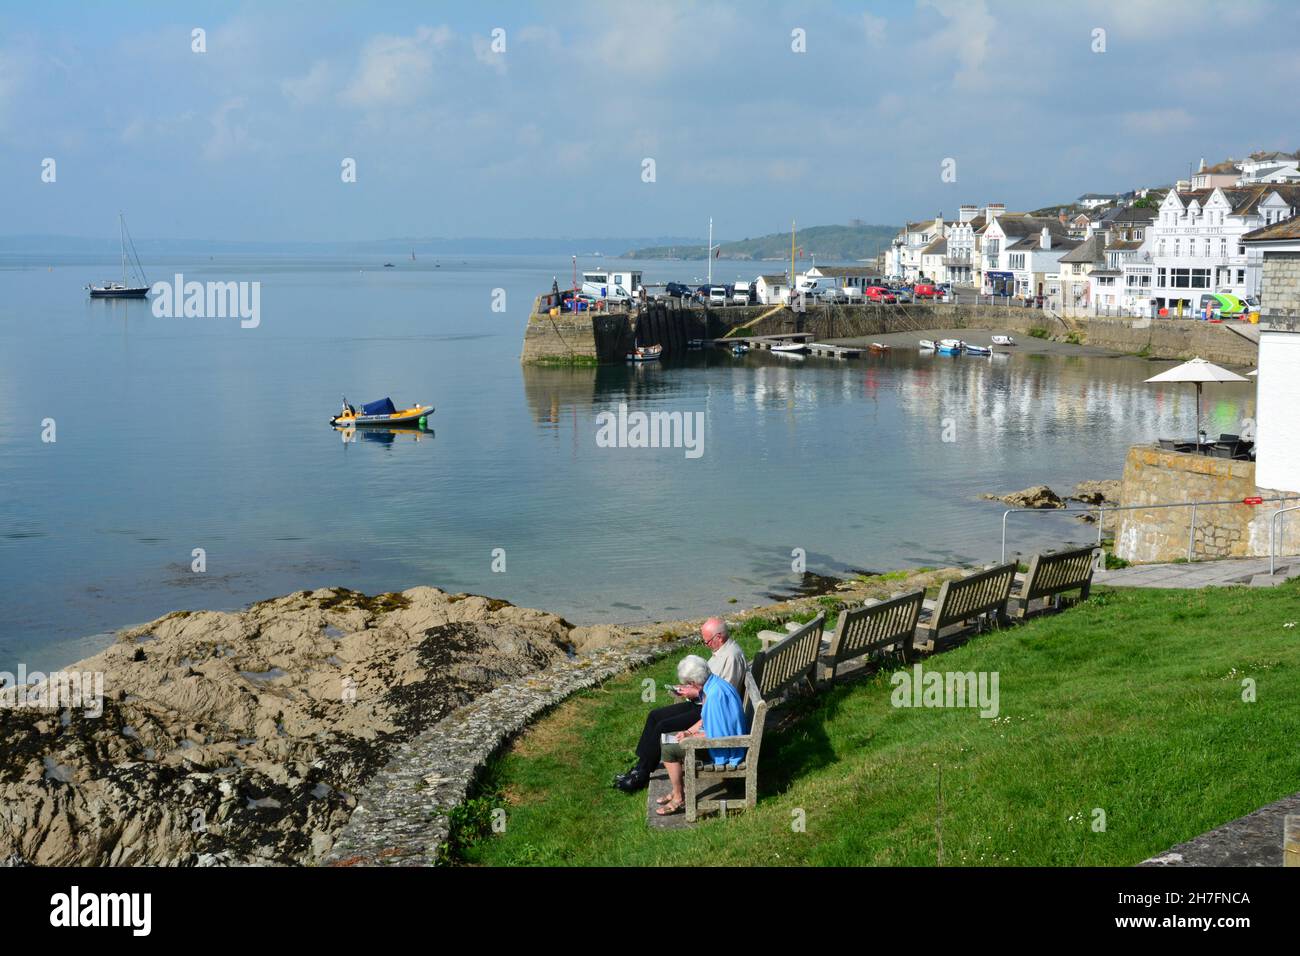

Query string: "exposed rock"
[1071, 479, 1121, 506]
[0, 586, 628, 867]
[987, 485, 1065, 509]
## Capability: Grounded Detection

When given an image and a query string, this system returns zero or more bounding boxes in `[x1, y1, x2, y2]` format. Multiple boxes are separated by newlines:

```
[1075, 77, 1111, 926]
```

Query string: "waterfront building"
[1191, 158, 1241, 190]
[1241, 214, 1300, 318]
[754, 273, 790, 305]
[943, 204, 984, 286]
[885, 215, 944, 281]
[978, 215, 1072, 298]
[1120, 184, 1300, 314]
[1057, 234, 1106, 315]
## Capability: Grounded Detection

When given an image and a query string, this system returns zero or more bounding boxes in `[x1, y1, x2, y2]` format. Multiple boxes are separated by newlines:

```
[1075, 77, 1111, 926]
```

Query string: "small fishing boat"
[771, 341, 809, 354]
[938, 338, 964, 350]
[330, 396, 434, 428]
[731, 343, 750, 355]
[383, 262, 395, 268]
[964, 343, 993, 356]
[868, 342, 890, 353]
[626, 344, 663, 362]
[918, 339, 936, 350]
[991, 334, 1016, 346]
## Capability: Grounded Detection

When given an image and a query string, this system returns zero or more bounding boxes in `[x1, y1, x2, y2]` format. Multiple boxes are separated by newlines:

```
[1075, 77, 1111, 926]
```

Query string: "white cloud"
[918, 0, 995, 90]
[282, 60, 333, 107]
[203, 97, 254, 161]
[862, 13, 887, 47]
[341, 26, 451, 109]
[472, 34, 507, 75]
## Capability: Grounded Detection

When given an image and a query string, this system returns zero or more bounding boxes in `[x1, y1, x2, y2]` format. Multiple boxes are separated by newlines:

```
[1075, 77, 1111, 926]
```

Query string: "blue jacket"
[701, 673, 749, 766]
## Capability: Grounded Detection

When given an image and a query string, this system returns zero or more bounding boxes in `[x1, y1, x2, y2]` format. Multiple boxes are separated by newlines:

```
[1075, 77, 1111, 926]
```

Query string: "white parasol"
[1145, 357, 1249, 443]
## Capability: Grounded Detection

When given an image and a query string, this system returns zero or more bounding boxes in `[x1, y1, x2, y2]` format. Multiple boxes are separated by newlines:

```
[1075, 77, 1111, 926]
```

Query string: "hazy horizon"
[6, 0, 1300, 243]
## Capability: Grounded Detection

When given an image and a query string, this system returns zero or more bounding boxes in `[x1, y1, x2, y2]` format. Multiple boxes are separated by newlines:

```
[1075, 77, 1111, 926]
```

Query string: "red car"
[864, 285, 896, 304]
[913, 283, 943, 299]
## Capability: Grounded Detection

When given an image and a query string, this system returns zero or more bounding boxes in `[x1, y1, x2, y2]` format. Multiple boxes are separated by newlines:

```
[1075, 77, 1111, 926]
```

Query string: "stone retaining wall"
[323, 632, 694, 866]
[1083, 317, 1257, 366]
[1115, 445, 1300, 563]
[1260, 252, 1300, 318]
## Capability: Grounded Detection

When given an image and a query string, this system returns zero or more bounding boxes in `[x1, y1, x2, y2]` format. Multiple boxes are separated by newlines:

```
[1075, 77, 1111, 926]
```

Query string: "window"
[1159, 240, 1166, 256]
[1191, 269, 1210, 288]
[1157, 267, 1167, 286]
[1010, 253, 1026, 270]
[1135, 228, 1144, 240]
[1237, 269, 1245, 283]
[1174, 240, 1181, 257]
[1220, 238, 1227, 257]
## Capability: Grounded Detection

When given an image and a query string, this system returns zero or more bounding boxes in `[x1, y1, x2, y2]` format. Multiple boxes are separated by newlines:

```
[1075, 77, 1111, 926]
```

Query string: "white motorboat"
[991, 334, 1015, 346]
[771, 341, 809, 354]
[919, 339, 936, 350]
[965, 343, 993, 356]
[626, 344, 663, 362]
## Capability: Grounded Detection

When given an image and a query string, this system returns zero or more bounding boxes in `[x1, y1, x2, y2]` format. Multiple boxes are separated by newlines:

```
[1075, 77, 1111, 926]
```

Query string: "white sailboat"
[88, 213, 150, 298]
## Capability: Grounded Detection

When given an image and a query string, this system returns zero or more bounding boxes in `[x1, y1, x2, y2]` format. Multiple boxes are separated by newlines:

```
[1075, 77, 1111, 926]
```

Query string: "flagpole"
[708, 218, 713, 285]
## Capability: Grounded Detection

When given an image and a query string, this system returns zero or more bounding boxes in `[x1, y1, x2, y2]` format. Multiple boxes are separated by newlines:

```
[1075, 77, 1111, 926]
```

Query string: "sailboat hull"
[89, 287, 150, 298]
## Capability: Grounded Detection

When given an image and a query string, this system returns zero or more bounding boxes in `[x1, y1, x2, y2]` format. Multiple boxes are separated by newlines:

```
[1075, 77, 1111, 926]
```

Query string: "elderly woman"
[654, 654, 750, 816]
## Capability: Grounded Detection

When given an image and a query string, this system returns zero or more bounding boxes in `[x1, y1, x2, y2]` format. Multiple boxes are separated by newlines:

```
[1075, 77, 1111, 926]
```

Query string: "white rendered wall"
[1255, 331, 1300, 493]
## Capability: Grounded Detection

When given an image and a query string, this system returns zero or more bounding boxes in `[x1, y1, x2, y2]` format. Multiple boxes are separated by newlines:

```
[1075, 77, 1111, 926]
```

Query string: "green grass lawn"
[460, 585, 1300, 866]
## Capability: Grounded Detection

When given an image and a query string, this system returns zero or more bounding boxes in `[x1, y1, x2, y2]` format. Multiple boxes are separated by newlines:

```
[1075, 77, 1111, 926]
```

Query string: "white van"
[732, 281, 751, 305]
[709, 286, 728, 306]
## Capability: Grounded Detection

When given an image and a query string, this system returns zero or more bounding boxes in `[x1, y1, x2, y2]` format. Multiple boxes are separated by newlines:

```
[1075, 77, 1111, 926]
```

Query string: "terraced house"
[1121, 183, 1300, 314]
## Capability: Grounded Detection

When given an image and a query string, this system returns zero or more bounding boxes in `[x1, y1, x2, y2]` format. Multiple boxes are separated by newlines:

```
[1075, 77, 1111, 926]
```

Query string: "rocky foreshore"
[1, 568, 973, 867]
[0, 586, 625, 866]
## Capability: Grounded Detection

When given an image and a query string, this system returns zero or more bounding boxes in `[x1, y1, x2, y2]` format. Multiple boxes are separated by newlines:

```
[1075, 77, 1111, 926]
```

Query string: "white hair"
[677, 655, 710, 686]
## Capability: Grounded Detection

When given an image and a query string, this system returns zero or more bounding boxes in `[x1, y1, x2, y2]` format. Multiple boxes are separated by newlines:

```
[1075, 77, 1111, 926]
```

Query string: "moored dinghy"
[626, 344, 663, 362]
[991, 334, 1016, 346]
[919, 339, 936, 350]
[330, 396, 434, 427]
[965, 343, 993, 356]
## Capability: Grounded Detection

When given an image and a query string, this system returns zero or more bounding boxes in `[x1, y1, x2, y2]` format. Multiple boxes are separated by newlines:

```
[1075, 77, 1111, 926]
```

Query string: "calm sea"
[0, 253, 1255, 669]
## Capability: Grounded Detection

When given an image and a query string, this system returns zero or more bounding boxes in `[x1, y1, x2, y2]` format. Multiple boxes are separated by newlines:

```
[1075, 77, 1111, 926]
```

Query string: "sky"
[4, 0, 1299, 243]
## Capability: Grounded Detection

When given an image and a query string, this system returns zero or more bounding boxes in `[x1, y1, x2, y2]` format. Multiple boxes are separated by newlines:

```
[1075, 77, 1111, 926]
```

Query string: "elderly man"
[613, 616, 746, 793]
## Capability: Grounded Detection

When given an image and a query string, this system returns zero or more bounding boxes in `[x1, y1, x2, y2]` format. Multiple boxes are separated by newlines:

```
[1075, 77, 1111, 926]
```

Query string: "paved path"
[1095, 556, 1300, 589]
[1142, 791, 1300, 867]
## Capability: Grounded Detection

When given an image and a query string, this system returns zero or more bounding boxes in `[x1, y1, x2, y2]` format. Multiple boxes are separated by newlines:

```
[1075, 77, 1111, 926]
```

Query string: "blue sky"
[4, 0, 1299, 242]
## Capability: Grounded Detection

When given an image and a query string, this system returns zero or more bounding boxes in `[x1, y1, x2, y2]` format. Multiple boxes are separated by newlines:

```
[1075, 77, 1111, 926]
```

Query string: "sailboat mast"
[707, 218, 713, 286]
[120, 213, 128, 287]
[790, 219, 795, 290]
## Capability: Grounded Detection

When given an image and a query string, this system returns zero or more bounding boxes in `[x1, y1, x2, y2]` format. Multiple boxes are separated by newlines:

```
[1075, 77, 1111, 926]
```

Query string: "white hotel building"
[1120, 184, 1300, 314]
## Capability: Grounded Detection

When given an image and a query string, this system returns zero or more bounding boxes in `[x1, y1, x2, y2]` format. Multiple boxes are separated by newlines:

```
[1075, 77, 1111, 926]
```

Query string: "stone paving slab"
[1141, 791, 1300, 867]
[646, 769, 691, 830]
[1096, 557, 1294, 589]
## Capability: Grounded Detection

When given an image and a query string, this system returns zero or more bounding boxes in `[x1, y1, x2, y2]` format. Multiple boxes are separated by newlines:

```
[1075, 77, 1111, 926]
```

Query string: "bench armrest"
[681, 734, 752, 750]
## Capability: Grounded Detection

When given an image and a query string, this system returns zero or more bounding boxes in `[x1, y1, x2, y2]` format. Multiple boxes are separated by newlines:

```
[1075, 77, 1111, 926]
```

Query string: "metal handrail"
[1000, 495, 1300, 564]
[1270, 505, 1300, 575]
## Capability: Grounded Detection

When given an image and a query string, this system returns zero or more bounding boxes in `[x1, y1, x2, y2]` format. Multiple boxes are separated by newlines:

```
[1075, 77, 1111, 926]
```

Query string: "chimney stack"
[986, 202, 1005, 221]
[959, 204, 978, 223]
[1040, 226, 1051, 250]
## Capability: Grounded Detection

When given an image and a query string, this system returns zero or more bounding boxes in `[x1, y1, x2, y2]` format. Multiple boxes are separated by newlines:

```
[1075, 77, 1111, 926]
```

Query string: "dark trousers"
[634, 700, 701, 773]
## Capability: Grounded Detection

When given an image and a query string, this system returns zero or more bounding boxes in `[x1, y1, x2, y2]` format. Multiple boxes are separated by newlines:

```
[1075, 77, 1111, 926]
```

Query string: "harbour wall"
[1114, 445, 1300, 563]
[519, 295, 1258, 367]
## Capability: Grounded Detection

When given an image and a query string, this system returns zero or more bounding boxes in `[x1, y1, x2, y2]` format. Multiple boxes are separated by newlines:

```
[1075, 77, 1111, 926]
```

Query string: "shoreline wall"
[519, 296, 1258, 367]
[1115, 445, 1300, 563]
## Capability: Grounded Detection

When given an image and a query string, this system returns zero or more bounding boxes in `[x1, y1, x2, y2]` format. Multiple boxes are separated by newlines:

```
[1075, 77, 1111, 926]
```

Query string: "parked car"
[814, 288, 846, 304]
[841, 286, 864, 303]
[890, 287, 914, 303]
[732, 281, 751, 305]
[914, 284, 943, 299]
[864, 285, 896, 304]
[708, 286, 728, 306]
[665, 281, 693, 300]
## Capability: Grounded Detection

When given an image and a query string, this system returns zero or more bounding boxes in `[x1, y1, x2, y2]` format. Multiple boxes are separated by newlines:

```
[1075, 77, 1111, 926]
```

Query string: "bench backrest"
[826, 591, 924, 676]
[932, 562, 1016, 631]
[1022, 545, 1099, 601]
[740, 669, 768, 764]
[751, 612, 825, 702]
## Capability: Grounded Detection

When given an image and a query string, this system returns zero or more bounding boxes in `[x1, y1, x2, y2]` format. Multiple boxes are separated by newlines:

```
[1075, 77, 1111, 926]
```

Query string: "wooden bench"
[1011, 545, 1100, 618]
[915, 562, 1016, 651]
[681, 669, 768, 822]
[752, 613, 825, 703]
[820, 590, 925, 681]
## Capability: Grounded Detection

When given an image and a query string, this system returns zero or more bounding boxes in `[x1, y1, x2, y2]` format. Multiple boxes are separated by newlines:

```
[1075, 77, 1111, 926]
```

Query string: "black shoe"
[611, 765, 639, 787]
[615, 768, 650, 792]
